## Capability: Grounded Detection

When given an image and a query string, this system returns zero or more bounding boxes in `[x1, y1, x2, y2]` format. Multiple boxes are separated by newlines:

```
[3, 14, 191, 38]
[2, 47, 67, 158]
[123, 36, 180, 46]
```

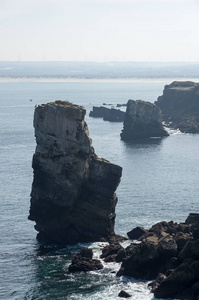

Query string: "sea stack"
[120, 99, 168, 140]
[29, 101, 122, 244]
[155, 81, 199, 133]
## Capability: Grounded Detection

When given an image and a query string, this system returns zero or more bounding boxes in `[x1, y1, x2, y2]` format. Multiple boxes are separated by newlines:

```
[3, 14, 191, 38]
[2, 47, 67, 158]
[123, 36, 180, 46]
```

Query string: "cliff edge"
[155, 81, 199, 133]
[29, 101, 122, 244]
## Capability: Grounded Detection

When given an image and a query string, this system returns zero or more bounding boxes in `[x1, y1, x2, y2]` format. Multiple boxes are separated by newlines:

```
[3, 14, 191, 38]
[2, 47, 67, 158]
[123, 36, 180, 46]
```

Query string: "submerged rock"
[29, 101, 122, 244]
[155, 81, 199, 133]
[89, 106, 125, 122]
[120, 99, 168, 140]
[118, 290, 132, 298]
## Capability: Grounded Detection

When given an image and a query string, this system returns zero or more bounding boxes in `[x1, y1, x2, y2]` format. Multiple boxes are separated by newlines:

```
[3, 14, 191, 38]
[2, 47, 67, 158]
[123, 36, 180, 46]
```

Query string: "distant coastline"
[1, 76, 199, 83]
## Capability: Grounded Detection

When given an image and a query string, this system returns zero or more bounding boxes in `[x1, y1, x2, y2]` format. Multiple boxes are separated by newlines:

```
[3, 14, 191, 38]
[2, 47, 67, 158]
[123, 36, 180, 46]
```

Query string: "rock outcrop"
[68, 247, 103, 272]
[29, 101, 122, 244]
[155, 81, 199, 133]
[89, 106, 125, 122]
[117, 214, 199, 300]
[120, 100, 168, 140]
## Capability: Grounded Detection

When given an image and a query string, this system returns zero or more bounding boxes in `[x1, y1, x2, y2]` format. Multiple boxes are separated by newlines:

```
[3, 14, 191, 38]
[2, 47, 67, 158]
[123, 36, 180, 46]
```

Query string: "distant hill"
[0, 61, 199, 79]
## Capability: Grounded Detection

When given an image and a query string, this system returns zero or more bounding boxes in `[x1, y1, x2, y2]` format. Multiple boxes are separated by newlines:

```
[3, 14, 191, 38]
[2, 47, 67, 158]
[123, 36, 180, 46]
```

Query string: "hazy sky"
[1, 0, 199, 61]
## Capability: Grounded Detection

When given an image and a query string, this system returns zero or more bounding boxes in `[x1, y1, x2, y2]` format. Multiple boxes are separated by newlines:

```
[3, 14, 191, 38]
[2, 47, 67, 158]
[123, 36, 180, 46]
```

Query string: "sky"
[0, 0, 199, 62]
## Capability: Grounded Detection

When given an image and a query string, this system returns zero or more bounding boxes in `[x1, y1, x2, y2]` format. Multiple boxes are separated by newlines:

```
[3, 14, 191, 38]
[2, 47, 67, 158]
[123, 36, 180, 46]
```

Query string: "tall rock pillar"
[29, 101, 122, 244]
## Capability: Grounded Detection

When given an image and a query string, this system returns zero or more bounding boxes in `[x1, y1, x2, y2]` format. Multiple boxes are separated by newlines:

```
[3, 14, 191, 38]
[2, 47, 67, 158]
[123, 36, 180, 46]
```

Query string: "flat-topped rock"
[120, 99, 168, 140]
[155, 81, 199, 133]
[29, 101, 122, 244]
[89, 106, 125, 122]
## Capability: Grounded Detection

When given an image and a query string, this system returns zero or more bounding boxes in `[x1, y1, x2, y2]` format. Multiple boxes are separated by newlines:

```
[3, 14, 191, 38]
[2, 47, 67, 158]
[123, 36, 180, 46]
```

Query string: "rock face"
[155, 81, 199, 133]
[28, 101, 122, 244]
[120, 100, 168, 140]
[89, 106, 125, 122]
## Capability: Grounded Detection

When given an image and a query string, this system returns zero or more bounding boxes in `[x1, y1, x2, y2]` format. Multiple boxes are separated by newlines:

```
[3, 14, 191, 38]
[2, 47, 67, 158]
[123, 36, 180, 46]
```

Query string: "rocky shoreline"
[68, 213, 199, 299]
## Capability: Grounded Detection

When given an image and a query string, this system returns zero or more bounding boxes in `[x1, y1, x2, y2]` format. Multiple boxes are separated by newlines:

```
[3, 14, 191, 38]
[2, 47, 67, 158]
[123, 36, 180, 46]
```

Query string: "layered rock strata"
[155, 81, 199, 133]
[120, 100, 168, 140]
[29, 101, 122, 244]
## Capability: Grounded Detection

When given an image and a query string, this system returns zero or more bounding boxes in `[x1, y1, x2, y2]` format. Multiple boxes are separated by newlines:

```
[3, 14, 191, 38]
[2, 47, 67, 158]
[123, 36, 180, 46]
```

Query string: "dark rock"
[149, 272, 167, 291]
[118, 290, 132, 298]
[29, 101, 122, 244]
[119, 217, 196, 283]
[155, 81, 199, 133]
[174, 232, 193, 251]
[89, 106, 110, 118]
[153, 260, 199, 299]
[117, 103, 127, 107]
[89, 106, 125, 122]
[68, 247, 103, 272]
[101, 243, 124, 262]
[120, 99, 168, 140]
[127, 226, 148, 240]
[185, 213, 199, 225]
[178, 239, 199, 261]
[117, 241, 164, 279]
[157, 235, 178, 258]
[141, 215, 199, 300]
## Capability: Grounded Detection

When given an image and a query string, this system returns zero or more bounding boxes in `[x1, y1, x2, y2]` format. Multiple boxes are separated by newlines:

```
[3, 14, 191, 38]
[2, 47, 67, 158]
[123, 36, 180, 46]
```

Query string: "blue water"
[0, 80, 199, 300]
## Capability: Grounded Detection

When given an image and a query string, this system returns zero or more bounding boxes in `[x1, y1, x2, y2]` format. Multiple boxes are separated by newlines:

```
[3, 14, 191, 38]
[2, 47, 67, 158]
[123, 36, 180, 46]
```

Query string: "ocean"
[0, 79, 199, 300]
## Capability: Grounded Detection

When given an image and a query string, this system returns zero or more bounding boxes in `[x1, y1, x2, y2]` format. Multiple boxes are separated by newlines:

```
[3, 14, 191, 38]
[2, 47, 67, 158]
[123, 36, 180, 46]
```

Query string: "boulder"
[29, 101, 122, 244]
[118, 217, 194, 281]
[68, 247, 103, 272]
[185, 213, 199, 225]
[153, 260, 199, 299]
[155, 81, 199, 133]
[120, 99, 168, 140]
[117, 238, 177, 280]
[89, 106, 125, 122]
[118, 290, 132, 298]
[100, 242, 124, 262]
[127, 226, 148, 240]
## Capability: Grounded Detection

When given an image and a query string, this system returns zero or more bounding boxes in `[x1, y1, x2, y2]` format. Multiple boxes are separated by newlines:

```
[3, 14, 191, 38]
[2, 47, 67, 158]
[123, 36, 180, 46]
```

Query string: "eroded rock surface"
[155, 81, 199, 133]
[29, 101, 122, 244]
[120, 100, 168, 140]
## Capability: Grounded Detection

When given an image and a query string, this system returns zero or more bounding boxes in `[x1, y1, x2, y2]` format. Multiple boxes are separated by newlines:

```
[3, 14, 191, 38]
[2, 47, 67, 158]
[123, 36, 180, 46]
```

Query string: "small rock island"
[121, 99, 168, 140]
[29, 101, 122, 244]
[89, 106, 125, 122]
[155, 81, 199, 133]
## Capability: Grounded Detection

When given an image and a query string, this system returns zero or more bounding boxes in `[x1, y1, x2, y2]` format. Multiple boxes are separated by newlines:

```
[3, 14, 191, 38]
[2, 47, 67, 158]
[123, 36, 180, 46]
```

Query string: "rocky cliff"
[120, 99, 168, 140]
[155, 81, 199, 133]
[29, 101, 122, 244]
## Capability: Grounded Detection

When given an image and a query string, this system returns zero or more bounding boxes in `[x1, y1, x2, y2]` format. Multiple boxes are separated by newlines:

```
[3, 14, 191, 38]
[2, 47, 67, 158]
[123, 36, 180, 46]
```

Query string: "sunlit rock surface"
[29, 101, 122, 244]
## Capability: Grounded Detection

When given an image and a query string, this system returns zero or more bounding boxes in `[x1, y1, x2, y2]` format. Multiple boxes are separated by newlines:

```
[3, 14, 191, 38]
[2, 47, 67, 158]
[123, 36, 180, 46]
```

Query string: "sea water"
[0, 79, 199, 300]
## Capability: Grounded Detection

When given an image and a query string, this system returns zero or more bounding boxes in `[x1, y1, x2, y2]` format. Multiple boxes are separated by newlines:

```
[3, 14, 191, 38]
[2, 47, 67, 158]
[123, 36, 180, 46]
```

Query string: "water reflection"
[121, 136, 165, 150]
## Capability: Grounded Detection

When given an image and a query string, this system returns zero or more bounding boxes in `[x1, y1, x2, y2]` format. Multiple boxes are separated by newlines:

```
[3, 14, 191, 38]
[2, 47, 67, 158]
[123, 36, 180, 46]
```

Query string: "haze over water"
[0, 79, 199, 299]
